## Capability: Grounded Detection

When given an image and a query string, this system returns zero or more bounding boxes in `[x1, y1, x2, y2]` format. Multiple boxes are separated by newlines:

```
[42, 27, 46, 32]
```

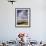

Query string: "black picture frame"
[15, 8, 31, 28]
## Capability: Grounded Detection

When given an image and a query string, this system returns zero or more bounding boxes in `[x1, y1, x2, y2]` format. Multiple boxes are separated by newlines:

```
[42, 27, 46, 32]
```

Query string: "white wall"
[0, 0, 46, 42]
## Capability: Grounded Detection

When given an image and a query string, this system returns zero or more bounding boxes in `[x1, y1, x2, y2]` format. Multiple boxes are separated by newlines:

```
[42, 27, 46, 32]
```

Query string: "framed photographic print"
[15, 8, 31, 27]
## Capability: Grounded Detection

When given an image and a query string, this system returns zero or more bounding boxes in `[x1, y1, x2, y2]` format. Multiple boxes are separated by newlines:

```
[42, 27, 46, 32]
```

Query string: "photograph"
[15, 8, 31, 27]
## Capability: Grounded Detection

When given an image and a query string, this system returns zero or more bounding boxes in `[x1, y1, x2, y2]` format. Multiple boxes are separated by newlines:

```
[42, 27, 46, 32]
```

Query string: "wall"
[0, 0, 46, 42]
